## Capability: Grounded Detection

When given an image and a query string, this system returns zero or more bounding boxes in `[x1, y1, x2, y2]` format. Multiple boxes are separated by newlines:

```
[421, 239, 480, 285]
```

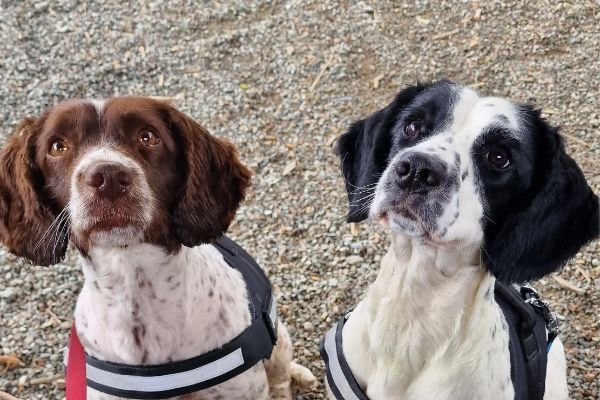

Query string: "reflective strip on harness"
[320, 316, 369, 400]
[87, 348, 244, 394]
[84, 294, 276, 399]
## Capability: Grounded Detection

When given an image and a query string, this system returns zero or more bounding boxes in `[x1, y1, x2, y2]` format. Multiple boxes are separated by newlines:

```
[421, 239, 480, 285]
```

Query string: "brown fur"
[165, 105, 252, 247]
[0, 97, 252, 264]
[0, 116, 69, 265]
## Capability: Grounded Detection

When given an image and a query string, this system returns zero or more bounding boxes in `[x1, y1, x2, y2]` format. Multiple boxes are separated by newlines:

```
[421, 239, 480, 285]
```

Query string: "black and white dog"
[321, 81, 599, 400]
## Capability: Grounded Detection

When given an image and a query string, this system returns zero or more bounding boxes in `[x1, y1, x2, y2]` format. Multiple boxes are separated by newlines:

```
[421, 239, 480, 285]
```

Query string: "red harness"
[66, 324, 87, 399]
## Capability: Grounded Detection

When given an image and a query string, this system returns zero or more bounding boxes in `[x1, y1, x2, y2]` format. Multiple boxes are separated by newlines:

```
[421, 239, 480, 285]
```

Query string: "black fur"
[336, 80, 599, 283]
[481, 107, 599, 282]
[335, 81, 455, 222]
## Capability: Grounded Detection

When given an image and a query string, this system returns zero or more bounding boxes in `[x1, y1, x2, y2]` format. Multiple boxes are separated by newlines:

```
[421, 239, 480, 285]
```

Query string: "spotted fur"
[331, 80, 597, 399]
[0, 97, 315, 399]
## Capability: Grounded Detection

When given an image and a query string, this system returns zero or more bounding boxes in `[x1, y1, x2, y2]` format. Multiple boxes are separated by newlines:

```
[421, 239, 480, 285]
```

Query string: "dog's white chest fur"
[341, 235, 514, 400]
[75, 243, 269, 400]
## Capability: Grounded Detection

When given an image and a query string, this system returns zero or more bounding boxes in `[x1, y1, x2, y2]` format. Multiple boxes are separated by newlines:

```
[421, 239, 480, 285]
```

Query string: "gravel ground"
[0, 1, 599, 399]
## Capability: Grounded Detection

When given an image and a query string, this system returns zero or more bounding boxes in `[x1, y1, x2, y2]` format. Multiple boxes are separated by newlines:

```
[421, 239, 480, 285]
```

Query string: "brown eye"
[140, 130, 160, 147]
[404, 120, 425, 139]
[487, 147, 511, 169]
[49, 139, 69, 157]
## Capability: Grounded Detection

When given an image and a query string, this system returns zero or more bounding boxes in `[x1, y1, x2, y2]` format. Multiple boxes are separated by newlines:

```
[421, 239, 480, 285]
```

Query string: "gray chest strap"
[319, 314, 369, 400]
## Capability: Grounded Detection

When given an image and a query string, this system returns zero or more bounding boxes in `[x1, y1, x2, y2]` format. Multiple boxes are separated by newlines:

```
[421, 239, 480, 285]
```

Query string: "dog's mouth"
[375, 195, 450, 242]
[89, 214, 140, 231]
[69, 200, 150, 248]
[377, 205, 428, 237]
[84, 200, 145, 230]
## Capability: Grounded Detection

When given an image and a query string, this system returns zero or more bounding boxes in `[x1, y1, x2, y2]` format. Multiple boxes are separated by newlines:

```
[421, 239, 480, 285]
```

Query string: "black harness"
[496, 281, 558, 400]
[83, 236, 278, 399]
[320, 281, 558, 400]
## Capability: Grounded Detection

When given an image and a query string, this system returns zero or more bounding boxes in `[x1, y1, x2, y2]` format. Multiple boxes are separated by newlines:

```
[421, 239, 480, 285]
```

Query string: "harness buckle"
[519, 284, 560, 346]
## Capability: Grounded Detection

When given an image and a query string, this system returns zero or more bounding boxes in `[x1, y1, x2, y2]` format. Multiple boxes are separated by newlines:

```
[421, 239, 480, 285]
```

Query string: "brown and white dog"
[0, 97, 315, 399]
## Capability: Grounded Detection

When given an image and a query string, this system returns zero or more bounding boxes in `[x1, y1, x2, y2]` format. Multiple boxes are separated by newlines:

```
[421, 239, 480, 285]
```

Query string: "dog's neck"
[74, 243, 251, 365]
[343, 233, 512, 398]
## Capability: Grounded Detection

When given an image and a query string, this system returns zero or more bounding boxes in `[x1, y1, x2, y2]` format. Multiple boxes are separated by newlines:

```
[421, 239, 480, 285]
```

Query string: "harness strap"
[66, 235, 277, 399]
[85, 309, 276, 399]
[495, 282, 549, 400]
[66, 323, 87, 400]
[213, 235, 278, 339]
[319, 315, 369, 400]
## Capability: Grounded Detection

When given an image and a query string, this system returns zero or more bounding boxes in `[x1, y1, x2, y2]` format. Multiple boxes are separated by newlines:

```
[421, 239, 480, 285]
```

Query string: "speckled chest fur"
[77, 243, 269, 400]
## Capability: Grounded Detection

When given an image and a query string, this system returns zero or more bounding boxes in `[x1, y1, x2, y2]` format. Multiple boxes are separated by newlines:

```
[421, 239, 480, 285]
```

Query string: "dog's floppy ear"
[166, 106, 252, 246]
[483, 111, 599, 283]
[0, 117, 69, 266]
[335, 84, 427, 222]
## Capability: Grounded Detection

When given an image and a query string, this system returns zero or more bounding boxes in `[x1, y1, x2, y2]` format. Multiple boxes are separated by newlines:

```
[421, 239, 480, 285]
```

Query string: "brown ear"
[0, 117, 68, 265]
[167, 106, 252, 246]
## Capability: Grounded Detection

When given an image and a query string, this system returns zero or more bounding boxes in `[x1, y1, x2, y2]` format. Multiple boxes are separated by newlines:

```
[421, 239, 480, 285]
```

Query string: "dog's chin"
[383, 211, 426, 238]
[73, 219, 146, 249]
[87, 227, 144, 248]
[376, 209, 473, 250]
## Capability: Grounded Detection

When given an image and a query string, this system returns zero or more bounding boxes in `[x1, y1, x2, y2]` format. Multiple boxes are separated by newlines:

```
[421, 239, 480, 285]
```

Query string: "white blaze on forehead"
[89, 99, 105, 117]
[72, 147, 143, 181]
[450, 88, 522, 144]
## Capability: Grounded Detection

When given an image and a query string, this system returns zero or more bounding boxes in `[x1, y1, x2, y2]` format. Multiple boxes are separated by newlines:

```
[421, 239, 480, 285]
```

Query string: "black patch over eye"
[404, 120, 426, 139]
[487, 146, 511, 169]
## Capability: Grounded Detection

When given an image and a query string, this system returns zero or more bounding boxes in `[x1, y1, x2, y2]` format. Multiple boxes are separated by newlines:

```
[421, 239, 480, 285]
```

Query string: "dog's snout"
[394, 153, 446, 194]
[85, 163, 133, 202]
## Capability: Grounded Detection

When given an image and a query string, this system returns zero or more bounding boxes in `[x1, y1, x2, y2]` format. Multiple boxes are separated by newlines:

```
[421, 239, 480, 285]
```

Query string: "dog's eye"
[139, 130, 160, 147]
[487, 147, 511, 169]
[404, 120, 425, 139]
[49, 139, 69, 157]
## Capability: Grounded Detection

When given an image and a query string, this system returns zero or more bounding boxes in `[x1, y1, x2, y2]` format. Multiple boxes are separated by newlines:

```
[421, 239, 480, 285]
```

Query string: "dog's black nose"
[394, 153, 446, 194]
[85, 163, 133, 202]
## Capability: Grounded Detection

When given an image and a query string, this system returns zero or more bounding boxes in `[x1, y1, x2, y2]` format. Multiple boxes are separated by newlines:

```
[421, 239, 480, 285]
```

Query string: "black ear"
[335, 84, 428, 222]
[483, 113, 599, 283]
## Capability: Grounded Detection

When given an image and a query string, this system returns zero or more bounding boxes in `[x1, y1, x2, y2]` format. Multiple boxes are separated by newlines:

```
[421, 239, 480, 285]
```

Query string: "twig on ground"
[310, 55, 334, 92]
[29, 373, 65, 385]
[373, 73, 384, 89]
[575, 265, 591, 282]
[562, 133, 589, 147]
[553, 276, 586, 294]
[46, 307, 62, 324]
[568, 362, 592, 371]
[0, 391, 21, 400]
[432, 28, 459, 40]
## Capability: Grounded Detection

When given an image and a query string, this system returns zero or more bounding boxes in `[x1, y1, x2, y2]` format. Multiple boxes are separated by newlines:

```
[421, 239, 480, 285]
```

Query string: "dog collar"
[319, 313, 369, 400]
[66, 236, 278, 399]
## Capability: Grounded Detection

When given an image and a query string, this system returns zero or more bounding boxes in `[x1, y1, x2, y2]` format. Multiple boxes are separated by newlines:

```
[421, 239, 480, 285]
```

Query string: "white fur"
[68, 146, 155, 247]
[76, 243, 274, 400]
[90, 99, 105, 116]
[335, 233, 567, 400]
[341, 235, 513, 400]
[333, 87, 568, 400]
